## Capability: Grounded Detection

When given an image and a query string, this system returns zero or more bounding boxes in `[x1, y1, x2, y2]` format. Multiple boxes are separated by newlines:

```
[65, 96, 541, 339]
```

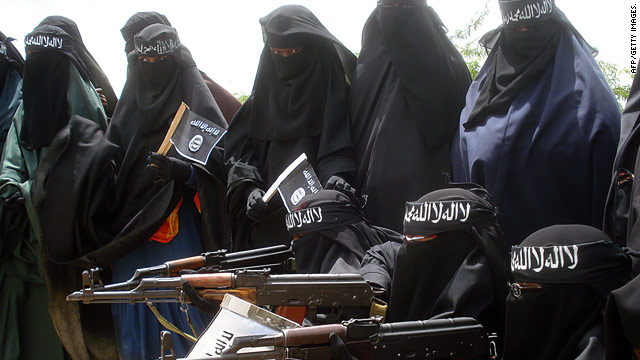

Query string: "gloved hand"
[182, 281, 220, 316]
[329, 332, 357, 360]
[325, 175, 355, 195]
[246, 188, 269, 222]
[146, 152, 192, 184]
[2, 190, 25, 211]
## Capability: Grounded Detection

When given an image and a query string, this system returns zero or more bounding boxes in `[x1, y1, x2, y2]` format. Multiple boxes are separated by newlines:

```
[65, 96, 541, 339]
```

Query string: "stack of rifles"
[67, 245, 497, 359]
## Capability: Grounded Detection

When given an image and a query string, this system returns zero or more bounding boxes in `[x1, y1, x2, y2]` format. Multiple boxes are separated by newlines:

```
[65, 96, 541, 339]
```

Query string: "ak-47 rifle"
[160, 317, 497, 360]
[81, 245, 295, 292]
[67, 269, 386, 324]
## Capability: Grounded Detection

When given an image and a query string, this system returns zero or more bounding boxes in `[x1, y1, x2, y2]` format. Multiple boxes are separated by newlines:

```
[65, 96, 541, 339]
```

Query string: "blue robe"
[452, 32, 620, 248]
[111, 188, 212, 360]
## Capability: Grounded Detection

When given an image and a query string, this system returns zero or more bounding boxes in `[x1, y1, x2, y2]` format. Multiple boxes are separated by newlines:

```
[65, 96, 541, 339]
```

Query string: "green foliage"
[233, 92, 250, 104]
[597, 60, 633, 111]
[450, 0, 491, 80]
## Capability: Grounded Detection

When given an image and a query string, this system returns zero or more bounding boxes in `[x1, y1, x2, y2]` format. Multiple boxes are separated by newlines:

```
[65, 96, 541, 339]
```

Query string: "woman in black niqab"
[224, 5, 357, 251]
[286, 190, 401, 274]
[385, 185, 508, 344]
[37, 16, 118, 117]
[504, 225, 633, 360]
[349, 0, 471, 232]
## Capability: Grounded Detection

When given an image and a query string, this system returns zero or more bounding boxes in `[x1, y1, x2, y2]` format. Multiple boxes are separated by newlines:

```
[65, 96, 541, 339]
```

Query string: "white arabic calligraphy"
[502, 0, 553, 25]
[303, 170, 320, 194]
[511, 245, 579, 272]
[135, 38, 179, 56]
[25, 34, 64, 49]
[404, 201, 471, 224]
[285, 207, 323, 229]
[190, 119, 222, 137]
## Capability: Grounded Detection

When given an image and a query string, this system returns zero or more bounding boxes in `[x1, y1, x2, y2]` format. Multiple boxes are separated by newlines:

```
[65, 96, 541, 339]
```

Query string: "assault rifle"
[79, 245, 295, 292]
[160, 317, 497, 360]
[67, 269, 386, 323]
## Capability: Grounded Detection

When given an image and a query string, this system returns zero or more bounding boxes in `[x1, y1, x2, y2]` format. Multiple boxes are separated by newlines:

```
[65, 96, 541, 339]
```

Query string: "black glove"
[146, 152, 192, 184]
[2, 190, 25, 211]
[329, 332, 357, 360]
[182, 281, 220, 316]
[246, 188, 269, 222]
[325, 175, 355, 195]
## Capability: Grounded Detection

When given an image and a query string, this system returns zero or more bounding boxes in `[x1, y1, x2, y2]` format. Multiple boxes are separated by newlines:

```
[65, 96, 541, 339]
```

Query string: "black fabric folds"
[604, 73, 640, 272]
[467, 8, 593, 128]
[348, 1, 471, 232]
[386, 185, 508, 344]
[224, 5, 356, 251]
[604, 274, 640, 360]
[0, 32, 24, 75]
[248, 5, 356, 141]
[20, 25, 74, 150]
[466, 19, 560, 128]
[36, 24, 230, 266]
[37, 16, 118, 116]
[121, 12, 172, 54]
[502, 225, 634, 360]
[289, 190, 399, 274]
[285, 190, 363, 236]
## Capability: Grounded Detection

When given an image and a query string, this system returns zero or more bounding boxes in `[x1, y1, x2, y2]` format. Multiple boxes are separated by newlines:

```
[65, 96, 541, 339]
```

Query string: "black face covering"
[387, 185, 508, 340]
[20, 25, 76, 150]
[287, 190, 390, 274]
[245, 5, 355, 141]
[36, 16, 118, 117]
[502, 225, 633, 360]
[133, 24, 182, 134]
[268, 37, 319, 82]
[465, 19, 561, 128]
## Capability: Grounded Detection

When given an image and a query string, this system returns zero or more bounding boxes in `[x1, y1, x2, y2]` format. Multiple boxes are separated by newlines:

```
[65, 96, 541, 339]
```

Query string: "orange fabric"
[194, 192, 201, 213]
[150, 198, 183, 243]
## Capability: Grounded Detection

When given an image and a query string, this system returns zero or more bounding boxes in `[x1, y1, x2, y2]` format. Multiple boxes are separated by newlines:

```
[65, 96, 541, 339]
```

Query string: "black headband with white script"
[134, 24, 180, 57]
[511, 240, 631, 284]
[25, 26, 74, 53]
[403, 199, 496, 235]
[499, 0, 555, 28]
[285, 203, 362, 236]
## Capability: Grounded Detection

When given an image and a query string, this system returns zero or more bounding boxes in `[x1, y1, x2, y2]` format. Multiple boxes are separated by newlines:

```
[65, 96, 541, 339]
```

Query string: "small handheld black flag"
[170, 108, 226, 165]
[262, 153, 323, 212]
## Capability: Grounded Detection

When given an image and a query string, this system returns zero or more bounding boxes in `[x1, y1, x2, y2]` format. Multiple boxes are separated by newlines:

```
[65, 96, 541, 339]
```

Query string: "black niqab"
[247, 5, 356, 141]
[503, 225, 633, 360]
[386, 185, 508, 341]
[287, 190, 395, 273]
[348, 0, 471, 232]
[19, 25, 77, 150]
[38, 24, 229, 265]
[466, 7, 593, 128]
[38, 16, 118, 116]
[224, 5, 356, 251]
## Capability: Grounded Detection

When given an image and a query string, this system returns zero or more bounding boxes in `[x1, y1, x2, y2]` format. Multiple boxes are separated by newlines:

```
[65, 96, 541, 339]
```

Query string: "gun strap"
[180, 302, 199, 339]
[147, 302, 197, 343]
[369, 298, 388, 322]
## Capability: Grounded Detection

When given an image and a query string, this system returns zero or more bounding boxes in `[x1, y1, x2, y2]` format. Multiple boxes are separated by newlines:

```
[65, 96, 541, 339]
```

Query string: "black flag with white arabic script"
[171, 108, 226, 165]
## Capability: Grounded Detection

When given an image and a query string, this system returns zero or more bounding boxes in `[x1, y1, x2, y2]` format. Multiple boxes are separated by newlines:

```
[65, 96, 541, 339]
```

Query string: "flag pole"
[157, 102, 190, 155]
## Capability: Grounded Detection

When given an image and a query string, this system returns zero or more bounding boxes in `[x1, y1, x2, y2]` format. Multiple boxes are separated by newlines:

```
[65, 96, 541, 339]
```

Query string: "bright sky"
[0, 0, 633, 96]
